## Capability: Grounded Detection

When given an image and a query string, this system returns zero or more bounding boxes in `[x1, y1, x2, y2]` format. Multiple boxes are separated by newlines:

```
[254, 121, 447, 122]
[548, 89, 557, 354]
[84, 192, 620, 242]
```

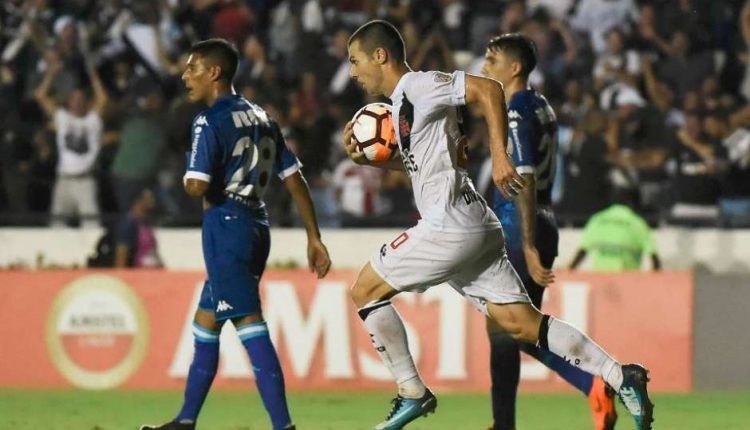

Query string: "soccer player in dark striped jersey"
[141, 39, 330, 430]
[480, 34, 617, 430]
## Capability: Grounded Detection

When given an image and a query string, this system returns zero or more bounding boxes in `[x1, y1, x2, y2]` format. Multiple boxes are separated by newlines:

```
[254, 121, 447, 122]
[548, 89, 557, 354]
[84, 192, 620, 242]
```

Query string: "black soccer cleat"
[139, 421, 195, 430]
[617, 364, 655, 430]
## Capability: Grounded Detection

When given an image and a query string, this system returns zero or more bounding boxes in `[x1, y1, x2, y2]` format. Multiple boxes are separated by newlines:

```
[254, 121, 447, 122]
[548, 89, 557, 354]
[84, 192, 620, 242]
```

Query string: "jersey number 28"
[226, 135, 276, 199]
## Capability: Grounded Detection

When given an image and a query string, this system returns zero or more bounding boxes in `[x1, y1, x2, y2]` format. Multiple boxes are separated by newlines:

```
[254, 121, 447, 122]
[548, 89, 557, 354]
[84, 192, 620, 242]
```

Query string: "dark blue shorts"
[497, 208, 559, 308]
[198, 205, 270, 321]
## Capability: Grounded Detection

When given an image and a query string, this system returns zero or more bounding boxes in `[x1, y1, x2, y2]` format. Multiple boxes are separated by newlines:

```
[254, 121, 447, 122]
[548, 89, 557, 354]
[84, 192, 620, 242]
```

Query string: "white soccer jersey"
[53, 108, 102, 176]
[389, 70, 501, 232]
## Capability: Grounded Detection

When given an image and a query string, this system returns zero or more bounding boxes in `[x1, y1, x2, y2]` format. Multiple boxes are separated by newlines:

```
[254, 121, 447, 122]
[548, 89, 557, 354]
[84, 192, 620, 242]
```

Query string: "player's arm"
[342, 121, 404, 170]
[464, 74, 523, 199]
[284, 171, 331, 278]
[516, 172, 554, 286]
[184, 121, 217, 199]
[184, 178, 209, 197]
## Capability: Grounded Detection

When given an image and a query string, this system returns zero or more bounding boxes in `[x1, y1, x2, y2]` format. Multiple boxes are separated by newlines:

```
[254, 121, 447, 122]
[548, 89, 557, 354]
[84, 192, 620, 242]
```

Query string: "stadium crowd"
[0, 0, 749, 229]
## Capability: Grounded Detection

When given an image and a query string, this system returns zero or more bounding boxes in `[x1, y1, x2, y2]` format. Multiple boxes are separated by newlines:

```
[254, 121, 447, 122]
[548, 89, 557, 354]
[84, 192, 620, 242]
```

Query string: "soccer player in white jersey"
[343, 20, 654, 430]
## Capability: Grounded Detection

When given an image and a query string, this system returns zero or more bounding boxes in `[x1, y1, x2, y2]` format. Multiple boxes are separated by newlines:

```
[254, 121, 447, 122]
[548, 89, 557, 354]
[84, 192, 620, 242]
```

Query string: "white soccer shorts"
[369, 222, 531, 313]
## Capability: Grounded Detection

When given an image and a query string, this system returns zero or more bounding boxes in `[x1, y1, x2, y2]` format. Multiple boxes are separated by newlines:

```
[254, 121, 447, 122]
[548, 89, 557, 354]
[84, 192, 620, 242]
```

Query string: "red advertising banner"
[0, 270, 692, 392]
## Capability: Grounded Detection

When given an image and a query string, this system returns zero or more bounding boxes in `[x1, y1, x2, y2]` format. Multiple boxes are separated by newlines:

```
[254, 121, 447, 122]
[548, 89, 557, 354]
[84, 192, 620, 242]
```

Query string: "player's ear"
[209, 64, 222, 82]
[374, 47, 388, 65]
[511, 61, 522, 78]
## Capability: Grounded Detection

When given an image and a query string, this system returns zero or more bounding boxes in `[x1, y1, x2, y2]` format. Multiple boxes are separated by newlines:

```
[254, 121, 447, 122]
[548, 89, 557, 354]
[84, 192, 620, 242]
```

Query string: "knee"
[349, 282, 370, 308]
[507, 327, 536, 344]
[349, 268, 394, 308]
[501, 317, 539, 344]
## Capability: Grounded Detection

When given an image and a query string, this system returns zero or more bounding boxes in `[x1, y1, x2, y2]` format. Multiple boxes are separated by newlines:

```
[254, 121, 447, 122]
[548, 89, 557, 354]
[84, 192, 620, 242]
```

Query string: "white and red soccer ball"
[351, 103, 398, 162]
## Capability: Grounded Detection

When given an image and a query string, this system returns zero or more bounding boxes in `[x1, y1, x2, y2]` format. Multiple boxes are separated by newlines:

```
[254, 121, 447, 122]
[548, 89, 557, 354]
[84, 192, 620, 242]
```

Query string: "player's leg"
[456, 231, 651, 430]
[355, 226, 469, 429]
[485, 317, 520, 430]
[232, 311, 293, 430]
[219, 218, 293, 430]
[176, 307, 222, 424]
[486, 302, 653, 430]
[514, 282, 616, 430]
[352, 261, 437, 430]
[352, 261, 425, 397]
[140, 292, 222, 430]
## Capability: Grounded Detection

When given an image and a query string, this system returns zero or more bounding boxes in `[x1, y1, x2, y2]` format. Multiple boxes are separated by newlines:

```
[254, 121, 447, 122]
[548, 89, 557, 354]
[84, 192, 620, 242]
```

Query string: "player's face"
[480, 49, 515, 86]
[182, 54, 212, 103]
[348, 40, 384, 96]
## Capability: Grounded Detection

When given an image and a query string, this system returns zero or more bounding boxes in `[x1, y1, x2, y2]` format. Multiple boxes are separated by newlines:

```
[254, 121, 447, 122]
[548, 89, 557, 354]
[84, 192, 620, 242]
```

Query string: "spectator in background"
[110, 80, 166, 213]
[317, 27, 364, 113]
[603, 85, 671, 219]
[210, 0, 254, 46]
[656, 30, 716, 101]
[557, 79, 591, 128]
[115, 188, 163, 268]
[559, 109, 612, 225]
[466, 0, 506, 53]
[237, 35, 268, 85]
[332, 159, 387, 226]
[667, 111, 728, 225]
[18, 129, 56, 221]
[34, 60, 108, 227]
[641, 54, 684, 130]
[570, 0, 639, 54]
[592, 28, 641, 91]
[569, 190, 661, 271]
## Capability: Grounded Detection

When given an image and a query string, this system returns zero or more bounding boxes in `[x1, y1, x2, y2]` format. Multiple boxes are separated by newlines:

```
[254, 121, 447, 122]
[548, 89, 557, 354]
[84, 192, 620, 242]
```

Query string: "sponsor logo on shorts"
[217, 300, 233, 312]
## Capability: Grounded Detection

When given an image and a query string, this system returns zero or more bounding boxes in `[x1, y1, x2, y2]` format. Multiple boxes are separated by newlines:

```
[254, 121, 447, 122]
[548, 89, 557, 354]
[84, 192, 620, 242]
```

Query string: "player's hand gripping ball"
[351, 103, 398, 162]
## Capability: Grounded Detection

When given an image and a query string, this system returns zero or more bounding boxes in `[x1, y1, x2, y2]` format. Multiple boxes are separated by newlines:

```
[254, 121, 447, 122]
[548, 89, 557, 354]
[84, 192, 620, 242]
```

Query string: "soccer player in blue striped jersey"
[480, 34, 618, 430]
[140, 39, 331, 430]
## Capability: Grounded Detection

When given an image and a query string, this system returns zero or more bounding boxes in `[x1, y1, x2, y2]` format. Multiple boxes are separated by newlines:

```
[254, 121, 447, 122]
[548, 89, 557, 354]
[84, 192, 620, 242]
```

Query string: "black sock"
[488, 332, 520, 430]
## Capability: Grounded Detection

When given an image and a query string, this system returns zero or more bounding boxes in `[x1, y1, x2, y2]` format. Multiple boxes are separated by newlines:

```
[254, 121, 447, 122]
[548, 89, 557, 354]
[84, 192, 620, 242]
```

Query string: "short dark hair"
[348, 20, 406, 64]
[189, 38, 239, 84]
[487, 33, 537, 78]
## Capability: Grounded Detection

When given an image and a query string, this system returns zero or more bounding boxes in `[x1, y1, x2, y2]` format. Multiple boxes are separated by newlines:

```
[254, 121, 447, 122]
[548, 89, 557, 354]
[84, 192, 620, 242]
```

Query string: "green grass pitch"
[1, 389, 749, 429]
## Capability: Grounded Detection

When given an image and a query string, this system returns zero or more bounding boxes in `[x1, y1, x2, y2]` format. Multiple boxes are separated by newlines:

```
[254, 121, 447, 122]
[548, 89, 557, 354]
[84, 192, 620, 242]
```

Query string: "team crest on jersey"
[433, 72, 452, 83]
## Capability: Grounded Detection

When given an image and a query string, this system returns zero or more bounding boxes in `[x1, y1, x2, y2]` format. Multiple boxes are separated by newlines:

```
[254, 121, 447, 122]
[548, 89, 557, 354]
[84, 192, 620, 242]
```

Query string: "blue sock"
[176, 323, 220, 423]
[521, 343, 594, 395]
[238, 321, 291, 430]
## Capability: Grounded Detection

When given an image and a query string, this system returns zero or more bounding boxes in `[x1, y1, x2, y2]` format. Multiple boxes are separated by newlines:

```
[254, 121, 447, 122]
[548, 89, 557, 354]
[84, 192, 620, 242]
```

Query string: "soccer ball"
[351, 102, 398, 162]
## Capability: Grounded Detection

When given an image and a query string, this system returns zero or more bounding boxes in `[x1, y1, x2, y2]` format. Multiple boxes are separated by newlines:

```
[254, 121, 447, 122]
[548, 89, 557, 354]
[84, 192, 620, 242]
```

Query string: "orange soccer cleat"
[588, 376, 618, 430]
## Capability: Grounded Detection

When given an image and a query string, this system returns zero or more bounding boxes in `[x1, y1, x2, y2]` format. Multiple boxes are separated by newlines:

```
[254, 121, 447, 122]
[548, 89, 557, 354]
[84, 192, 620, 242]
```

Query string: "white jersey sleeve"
[403, 71, 466, 114]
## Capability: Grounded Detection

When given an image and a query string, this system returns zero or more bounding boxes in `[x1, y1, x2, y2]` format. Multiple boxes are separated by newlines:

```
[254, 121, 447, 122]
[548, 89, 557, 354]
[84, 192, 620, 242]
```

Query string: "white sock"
[544, 316, 624, 391]
[359, 302, 426, 398]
